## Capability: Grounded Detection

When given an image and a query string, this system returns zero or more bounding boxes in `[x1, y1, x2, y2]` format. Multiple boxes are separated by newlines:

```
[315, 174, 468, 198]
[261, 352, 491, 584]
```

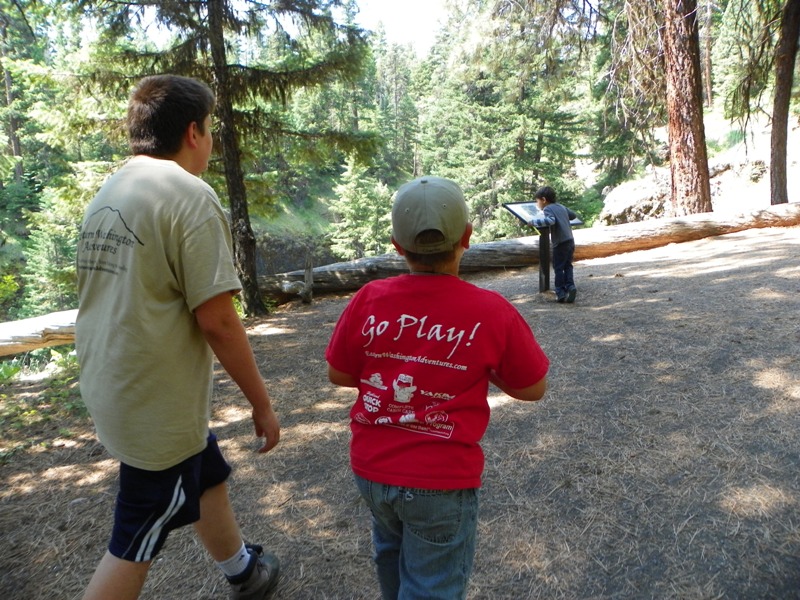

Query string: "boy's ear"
[460, 223, 473, 250]
[184, 121, 201, 150]
[391, 237, 406, 256]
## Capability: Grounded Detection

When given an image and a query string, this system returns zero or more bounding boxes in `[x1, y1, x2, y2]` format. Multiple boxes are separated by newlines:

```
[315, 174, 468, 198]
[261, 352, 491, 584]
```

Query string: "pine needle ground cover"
[1, 226, 799, 599]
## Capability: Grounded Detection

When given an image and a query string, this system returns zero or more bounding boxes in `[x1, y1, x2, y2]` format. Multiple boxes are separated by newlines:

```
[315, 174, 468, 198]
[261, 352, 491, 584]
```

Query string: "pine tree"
[663, 0, 712, 215]
[414, 0, 589, 240]
[769, 0, 800, 205]
[328, 156, 392, 259]
[73, 0, 374, 314]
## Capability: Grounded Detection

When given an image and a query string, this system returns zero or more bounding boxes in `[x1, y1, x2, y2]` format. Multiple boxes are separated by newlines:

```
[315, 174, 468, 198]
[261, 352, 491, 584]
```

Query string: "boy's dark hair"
[127, 75, 216, 157]
[534, 186, 557, 203]
[403, 229, 457, 267]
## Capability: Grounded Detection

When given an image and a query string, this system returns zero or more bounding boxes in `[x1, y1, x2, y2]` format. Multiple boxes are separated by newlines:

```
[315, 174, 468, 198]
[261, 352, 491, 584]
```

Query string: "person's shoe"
[556, 295, 566, 303]
[229, 544, 280, 600]
[566, 287, 577, 303]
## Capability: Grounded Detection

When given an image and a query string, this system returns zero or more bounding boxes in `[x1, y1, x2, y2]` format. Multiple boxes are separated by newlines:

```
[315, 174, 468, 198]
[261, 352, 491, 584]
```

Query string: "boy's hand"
[252, 403, 280, 453]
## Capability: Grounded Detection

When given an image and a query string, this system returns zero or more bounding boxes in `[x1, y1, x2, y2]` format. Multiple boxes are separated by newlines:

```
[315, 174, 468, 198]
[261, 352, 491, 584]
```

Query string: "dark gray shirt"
[530, 203, 577, 246]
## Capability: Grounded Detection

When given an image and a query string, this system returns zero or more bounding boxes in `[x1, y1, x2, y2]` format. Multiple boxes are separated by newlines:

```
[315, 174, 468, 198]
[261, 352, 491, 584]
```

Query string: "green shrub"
[0, 359, 22, 383]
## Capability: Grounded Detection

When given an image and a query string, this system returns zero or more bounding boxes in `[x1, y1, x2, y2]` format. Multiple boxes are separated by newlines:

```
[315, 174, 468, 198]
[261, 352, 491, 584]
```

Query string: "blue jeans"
[552, 239, 575, 299]
[354, 474, 479, 600]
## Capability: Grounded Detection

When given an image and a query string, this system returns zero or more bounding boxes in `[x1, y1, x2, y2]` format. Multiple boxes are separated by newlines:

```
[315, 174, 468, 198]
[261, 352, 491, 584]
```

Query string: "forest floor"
[2, 222, 799, 599]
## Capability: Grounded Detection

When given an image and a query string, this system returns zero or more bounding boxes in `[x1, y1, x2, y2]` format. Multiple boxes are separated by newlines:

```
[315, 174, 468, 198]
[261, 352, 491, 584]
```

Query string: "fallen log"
[0, 309, 78, 358]
[1, 202, 798, 356]
[261, 202, 800, 303]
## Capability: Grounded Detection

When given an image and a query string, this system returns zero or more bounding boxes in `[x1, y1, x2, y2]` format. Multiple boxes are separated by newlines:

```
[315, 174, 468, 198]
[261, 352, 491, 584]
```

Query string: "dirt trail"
[2, 226, 799, 599]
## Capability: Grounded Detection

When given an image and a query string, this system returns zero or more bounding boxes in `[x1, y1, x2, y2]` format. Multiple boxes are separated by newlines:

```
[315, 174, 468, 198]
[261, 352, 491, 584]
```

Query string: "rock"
[598, 166, 670, 225]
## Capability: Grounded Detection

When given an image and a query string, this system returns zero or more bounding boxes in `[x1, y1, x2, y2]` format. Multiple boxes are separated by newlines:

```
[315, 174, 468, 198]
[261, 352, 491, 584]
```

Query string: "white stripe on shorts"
[135, 475, 187, 562]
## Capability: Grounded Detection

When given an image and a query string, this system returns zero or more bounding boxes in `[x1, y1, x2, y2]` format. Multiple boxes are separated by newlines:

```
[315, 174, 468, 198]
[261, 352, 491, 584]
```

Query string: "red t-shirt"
[326, 274, 549, 489]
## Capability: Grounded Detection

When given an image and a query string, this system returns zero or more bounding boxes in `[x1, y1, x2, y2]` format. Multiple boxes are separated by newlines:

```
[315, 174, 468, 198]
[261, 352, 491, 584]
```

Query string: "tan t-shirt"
[76, 156, 242, 470]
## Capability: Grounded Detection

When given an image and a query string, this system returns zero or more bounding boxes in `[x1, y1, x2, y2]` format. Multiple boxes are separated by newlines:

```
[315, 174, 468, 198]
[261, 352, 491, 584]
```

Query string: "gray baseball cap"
[391, 176, 469, 254]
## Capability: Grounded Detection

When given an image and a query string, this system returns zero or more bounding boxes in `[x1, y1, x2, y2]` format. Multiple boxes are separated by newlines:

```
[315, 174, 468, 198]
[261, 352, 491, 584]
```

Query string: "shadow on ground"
[1, 227, 798, 599]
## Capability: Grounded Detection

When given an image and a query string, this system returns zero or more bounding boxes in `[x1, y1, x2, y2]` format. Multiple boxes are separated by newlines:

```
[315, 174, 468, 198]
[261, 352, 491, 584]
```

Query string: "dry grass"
[2, 226, 799, 599]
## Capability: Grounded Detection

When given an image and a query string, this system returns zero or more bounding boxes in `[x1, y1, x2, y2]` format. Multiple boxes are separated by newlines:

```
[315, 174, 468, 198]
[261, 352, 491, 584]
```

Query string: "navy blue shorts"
[108, 432, 232, 562]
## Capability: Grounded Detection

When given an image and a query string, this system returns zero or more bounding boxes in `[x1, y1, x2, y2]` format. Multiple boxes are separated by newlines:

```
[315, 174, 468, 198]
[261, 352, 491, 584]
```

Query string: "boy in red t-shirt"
[326, 176, 549, 599]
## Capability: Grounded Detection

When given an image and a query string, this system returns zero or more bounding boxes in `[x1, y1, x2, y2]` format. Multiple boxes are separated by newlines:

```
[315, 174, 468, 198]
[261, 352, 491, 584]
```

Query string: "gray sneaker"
[566, 287, 577, 303]
[229, 544, 280, 600]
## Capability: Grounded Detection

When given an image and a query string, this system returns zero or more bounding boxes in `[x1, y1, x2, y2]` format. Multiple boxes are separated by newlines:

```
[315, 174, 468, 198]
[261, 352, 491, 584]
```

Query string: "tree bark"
[4, 204, 799, 354]
[260, 202, 800, 303]
[1, 24, 24, 182]
[662, 0, 713, 216]
[207, 0, 267, 316]
[770, 0, 800, 206]
[702, 0, 713, 107]
[0, 309, 77, 357]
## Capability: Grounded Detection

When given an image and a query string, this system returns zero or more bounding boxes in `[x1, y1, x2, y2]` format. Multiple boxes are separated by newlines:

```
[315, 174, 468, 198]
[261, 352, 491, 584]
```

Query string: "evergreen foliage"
[329, 156, 392, 259]
[714, 0, 784, 125]
[66, 0, 377, 315]
[0, 0, 796, 321]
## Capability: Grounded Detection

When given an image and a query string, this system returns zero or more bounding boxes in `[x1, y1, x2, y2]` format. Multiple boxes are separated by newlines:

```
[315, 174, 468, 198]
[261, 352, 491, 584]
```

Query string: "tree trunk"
[703, 0, 713, 107]
[260, 202, 800, 304]
[1, 25, 23, 183]
[5, 204, 800, 355]
[533, 116, 545, 162]
[662, 0, 713, 216]
[0, 309, 78, 357]
[207, 0, 267, 316]
[770, 0, 800, 206]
